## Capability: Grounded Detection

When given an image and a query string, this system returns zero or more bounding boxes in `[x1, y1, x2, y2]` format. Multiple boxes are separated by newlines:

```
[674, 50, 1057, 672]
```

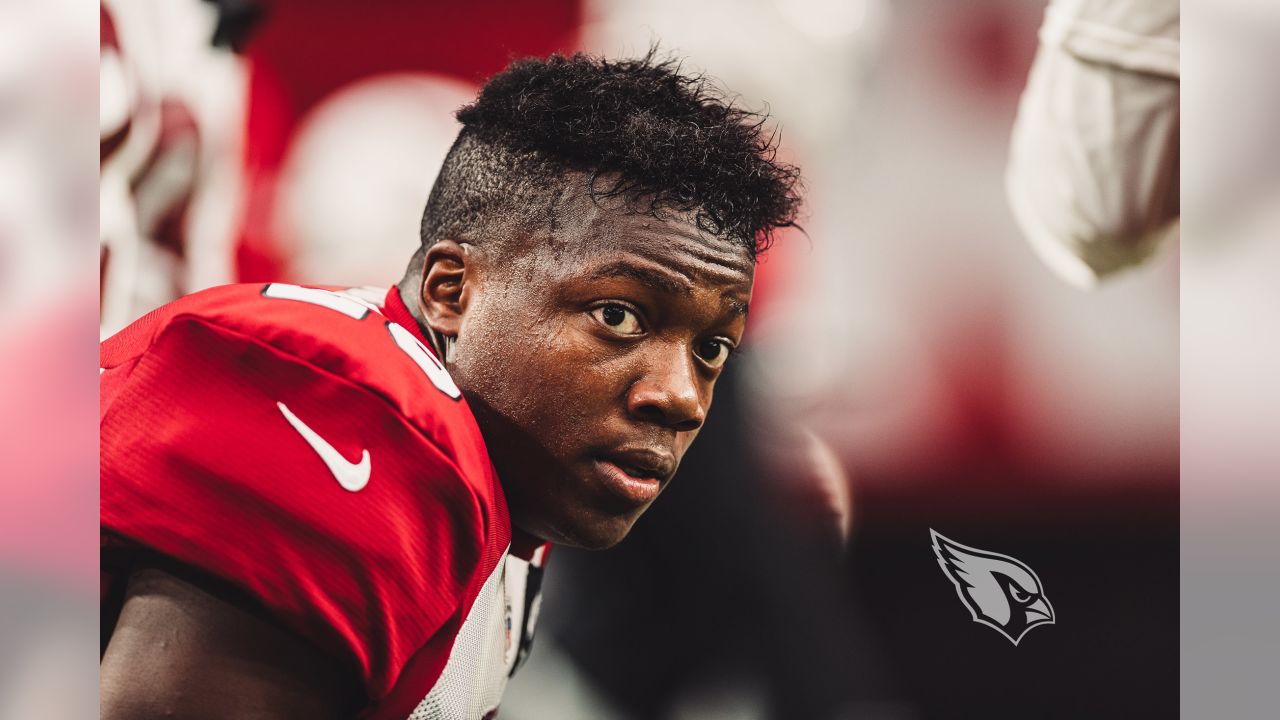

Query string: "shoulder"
[100, 283, 509, 700]
[102, 283, 491, 485]
[102, 283, 458, 407]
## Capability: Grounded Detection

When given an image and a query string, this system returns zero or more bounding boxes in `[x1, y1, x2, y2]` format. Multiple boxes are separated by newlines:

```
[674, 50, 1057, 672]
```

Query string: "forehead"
[530, 186, 756, 294]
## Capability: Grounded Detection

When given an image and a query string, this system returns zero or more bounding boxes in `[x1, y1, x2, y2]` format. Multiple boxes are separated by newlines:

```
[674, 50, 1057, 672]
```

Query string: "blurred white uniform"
[1006, 0, 1179, 288]
[99, 0, 247, 338]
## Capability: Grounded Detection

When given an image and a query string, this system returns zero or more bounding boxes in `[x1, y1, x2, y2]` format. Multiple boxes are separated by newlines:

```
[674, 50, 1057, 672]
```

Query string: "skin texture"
[410, 186, 754, 549]
[100, 187, 755, 718]
[100, 566, 363, 719]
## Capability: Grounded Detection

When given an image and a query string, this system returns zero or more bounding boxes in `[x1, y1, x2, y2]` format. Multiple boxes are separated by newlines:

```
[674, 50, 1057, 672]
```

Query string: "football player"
[100, 51, 802, 719]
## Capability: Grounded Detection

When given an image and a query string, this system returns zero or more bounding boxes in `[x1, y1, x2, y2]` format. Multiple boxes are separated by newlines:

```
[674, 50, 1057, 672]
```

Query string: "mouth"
[592, 449, 676, 507]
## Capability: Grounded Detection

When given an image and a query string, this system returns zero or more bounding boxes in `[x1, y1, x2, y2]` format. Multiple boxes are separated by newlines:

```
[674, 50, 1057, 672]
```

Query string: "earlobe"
[420, 241, 470, 340]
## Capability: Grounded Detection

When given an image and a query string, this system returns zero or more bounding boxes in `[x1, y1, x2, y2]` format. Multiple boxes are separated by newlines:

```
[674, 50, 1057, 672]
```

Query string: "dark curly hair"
[416, 50, 802, 263]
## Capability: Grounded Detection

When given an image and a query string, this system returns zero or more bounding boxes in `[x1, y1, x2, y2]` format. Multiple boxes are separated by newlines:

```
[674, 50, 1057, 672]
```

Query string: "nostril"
[672, 417, 702, 433]
[629, 398, 702, 431]
[630, 403, 664, 424]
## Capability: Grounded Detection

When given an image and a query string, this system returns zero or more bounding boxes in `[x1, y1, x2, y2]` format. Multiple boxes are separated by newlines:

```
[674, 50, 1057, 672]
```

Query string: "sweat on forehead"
[486, 179, 754, 278]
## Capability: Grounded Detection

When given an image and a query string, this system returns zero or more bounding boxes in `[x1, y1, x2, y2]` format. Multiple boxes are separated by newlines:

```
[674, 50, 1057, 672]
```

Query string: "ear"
[419, 240, 471, 338]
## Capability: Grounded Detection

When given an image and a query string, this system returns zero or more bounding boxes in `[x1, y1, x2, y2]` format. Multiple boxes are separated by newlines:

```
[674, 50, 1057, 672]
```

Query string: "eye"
[590, 304, 643, 336]
[1009, 585, 1031, 604]
[695, 338, 733, 369]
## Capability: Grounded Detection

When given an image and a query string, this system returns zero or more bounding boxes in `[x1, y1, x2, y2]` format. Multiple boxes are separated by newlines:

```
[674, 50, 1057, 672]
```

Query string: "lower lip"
[593, 459, 662, 506]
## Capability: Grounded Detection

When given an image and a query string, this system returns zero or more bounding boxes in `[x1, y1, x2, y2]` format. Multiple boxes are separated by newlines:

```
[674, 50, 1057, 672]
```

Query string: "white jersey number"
[262, 283, 461, 400]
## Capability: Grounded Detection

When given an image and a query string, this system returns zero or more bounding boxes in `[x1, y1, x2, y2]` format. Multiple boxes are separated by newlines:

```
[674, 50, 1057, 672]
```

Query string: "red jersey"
[101, 283, 547, 719]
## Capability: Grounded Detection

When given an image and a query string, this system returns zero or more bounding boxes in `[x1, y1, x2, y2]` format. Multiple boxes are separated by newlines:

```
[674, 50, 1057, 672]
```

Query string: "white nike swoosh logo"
[277, 401, 371, 492]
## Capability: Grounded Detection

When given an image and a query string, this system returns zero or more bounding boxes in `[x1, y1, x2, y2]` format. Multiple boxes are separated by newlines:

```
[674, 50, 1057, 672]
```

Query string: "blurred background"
[15, 0, 1266, 717]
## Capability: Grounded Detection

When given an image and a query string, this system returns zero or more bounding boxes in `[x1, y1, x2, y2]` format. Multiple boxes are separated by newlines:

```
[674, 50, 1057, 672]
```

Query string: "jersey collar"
[381, 286, 438, 358]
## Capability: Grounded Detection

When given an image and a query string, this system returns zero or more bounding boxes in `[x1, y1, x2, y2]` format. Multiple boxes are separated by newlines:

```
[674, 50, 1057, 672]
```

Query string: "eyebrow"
[587, 261, 749, 317]
[588, 262, 693, 297]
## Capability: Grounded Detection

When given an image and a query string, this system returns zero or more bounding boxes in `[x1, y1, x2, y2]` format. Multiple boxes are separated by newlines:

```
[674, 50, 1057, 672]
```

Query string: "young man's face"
[447, 192, 754, 549]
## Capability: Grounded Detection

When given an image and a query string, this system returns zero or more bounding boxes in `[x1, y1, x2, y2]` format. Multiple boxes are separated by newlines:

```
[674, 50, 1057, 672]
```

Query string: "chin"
[529, 508, 643, 551]
[572, 525, 633, 551]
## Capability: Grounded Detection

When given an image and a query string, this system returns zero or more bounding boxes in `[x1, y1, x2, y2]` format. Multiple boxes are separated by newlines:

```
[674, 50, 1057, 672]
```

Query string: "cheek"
[454, 304, 545, 403]
[523, 340, 628, 436]
[458, 310, 617, 432]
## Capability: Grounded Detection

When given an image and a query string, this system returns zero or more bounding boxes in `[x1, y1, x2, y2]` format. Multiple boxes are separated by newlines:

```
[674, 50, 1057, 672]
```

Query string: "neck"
[395, 272, 446, 359]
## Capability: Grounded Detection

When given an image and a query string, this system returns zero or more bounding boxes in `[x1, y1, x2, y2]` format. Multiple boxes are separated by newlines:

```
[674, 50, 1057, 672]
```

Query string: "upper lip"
[598, 448, 676, 481]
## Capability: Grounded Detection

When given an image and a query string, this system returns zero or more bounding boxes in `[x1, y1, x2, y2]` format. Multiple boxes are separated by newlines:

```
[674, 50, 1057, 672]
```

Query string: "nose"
[626, 346, 707, 432]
